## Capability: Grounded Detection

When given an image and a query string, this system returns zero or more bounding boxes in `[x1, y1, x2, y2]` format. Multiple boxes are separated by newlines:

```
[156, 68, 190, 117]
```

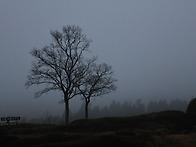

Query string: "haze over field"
[0, 1, 196, 119]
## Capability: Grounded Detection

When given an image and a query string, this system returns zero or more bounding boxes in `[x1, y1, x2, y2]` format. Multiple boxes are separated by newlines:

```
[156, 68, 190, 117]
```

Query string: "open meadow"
[1, 110, 196, 147]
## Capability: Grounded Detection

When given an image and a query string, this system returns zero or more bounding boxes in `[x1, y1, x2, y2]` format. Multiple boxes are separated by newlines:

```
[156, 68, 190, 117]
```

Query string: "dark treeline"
[23, 98, 189, 125]
[70, 98, 188, 121]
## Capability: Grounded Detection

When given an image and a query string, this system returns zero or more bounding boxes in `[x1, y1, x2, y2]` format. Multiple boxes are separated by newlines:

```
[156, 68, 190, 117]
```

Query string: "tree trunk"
[64, 95, 69, 125]
[85, 99, 90, 120]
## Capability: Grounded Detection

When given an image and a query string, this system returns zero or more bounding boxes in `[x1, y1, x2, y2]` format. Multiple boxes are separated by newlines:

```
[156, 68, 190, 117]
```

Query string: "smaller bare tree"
[78, 63, 117, 119]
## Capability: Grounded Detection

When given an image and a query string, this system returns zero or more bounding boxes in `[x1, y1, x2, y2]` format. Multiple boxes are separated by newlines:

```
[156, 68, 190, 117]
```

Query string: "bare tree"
[25, 25, 93, 125]
[78, 63, 117, 119]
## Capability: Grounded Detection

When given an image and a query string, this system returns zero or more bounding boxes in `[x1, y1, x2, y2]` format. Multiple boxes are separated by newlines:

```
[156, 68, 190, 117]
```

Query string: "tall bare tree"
[78, 63, 117, 119]
[25, 25, 93, 125]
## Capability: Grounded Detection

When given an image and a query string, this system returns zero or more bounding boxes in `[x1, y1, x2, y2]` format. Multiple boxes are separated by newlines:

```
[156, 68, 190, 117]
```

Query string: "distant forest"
[25, 98, 189, 125]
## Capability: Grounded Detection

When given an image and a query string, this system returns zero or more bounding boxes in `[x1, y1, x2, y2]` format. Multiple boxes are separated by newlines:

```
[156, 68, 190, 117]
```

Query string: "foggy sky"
[1, 1, 196, 119]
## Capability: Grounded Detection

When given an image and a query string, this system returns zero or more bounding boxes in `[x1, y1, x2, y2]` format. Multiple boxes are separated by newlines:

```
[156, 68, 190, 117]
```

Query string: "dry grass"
[149, 133, 196, 147]
[0, 110, 195, 146]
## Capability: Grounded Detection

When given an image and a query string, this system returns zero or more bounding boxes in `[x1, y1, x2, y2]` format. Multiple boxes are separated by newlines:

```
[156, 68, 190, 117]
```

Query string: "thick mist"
[0, 1, 196, 120]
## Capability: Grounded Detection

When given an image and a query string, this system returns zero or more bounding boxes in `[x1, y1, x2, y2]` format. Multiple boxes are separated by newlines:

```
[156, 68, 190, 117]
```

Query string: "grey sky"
[1, 1, 196, 118]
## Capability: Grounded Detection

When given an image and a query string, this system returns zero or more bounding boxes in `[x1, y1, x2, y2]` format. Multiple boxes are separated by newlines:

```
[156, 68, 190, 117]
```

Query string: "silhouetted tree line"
[70, 98, 188, 121]
[23, 98, 188, 125]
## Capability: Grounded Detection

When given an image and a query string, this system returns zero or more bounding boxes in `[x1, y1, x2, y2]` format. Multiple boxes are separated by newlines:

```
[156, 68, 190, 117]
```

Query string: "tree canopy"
[26, 25, 117, 125]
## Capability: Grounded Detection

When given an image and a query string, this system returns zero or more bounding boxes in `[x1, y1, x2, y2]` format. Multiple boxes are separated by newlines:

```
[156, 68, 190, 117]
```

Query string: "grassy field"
[1, 110, 196, 147]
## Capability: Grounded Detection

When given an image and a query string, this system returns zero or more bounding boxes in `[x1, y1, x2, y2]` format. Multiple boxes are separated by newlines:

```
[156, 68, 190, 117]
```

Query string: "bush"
[186, 98, 196, 118]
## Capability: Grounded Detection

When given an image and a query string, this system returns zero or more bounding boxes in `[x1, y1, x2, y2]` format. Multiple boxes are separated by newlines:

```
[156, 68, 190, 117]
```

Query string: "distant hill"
[70, 110, 187, 132]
